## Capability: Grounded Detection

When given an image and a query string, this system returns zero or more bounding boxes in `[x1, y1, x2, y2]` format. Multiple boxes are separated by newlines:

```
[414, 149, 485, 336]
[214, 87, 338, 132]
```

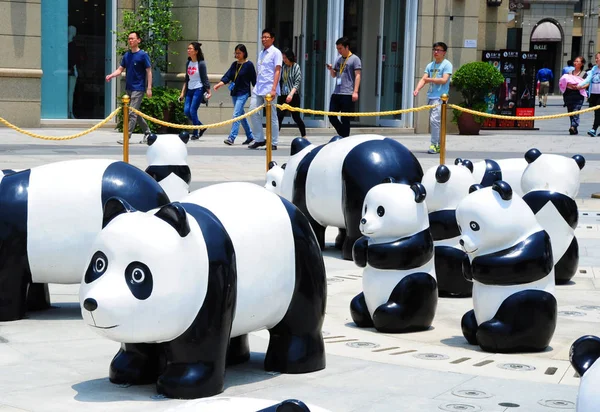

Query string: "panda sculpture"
[169, 397, 331, 412]
[0, 159, 170, 322]
[265, 161, 285, 194]
[456, 181, 557, 353]
[459, 157, 528, 197]
[350, 180, 437, 333]
[422, 164, 476, 297]
[521, 148, 585, 284]
[145, 132, 191, 201]
[79, 182, 327, 399]
[570, 335, 600, 412]
[270, 135, 423, 260]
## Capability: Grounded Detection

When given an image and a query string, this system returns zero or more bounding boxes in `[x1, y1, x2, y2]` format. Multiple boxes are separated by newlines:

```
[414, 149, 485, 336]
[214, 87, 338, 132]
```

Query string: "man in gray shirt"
[326, 37, 361, 137]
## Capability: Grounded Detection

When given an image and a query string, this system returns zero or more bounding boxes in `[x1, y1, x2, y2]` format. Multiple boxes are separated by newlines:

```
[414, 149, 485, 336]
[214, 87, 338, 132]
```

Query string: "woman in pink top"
[561, 56, 587, 135]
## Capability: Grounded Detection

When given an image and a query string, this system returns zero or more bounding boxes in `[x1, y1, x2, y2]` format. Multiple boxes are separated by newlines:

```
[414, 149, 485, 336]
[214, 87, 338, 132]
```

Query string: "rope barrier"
[276, 103, 438, 117]
[0, 108, 122, 140]
[449, 104, 600, 121]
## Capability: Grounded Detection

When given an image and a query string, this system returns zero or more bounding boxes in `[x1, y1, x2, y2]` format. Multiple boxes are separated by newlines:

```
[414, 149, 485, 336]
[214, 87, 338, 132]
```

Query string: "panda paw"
[109, 345, 161, 385]
[461, 310, 479, 345]
[157, 362, 224, 399]
[352, 236, 369, 268]
[350, 292, 374, 328]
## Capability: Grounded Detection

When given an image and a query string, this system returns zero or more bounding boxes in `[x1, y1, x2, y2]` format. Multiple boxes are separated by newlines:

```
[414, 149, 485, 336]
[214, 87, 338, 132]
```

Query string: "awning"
[531, 22, 562, 42]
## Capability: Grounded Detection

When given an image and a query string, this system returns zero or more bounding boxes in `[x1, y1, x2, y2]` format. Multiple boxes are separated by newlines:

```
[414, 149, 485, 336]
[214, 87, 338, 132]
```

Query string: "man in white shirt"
[248, 29, 283, 150]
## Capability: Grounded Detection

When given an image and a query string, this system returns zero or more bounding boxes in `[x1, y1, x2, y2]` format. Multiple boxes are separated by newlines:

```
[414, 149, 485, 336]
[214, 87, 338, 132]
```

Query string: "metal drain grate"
[450, 357, 471, 364]
[473, 360, 494, 367]
[544, 367, 558, 375]
[497, 363, 536, 372]
[498, 402, 520, 408]
[577, 305, 600, 311]
[372, 346, 399, 352]
[451, 389, 493, 399]
[558, 311, 586, 317]
[346, 341, 379, 349]
[438, 403, 481, 411]
[389, 349, 417, 355]
[537, 399, 576, 409]
[413, 353, 449, 360]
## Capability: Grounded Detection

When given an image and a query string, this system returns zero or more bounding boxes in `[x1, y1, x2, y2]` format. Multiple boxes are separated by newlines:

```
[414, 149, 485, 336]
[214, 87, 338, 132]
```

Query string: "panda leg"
[334, 228, 346, 250]
[26, 283, 52, 311]
[309, 220, 326, 250]
[109, 343, 163, 385]
[554, 236, 578, 285]
[476, 290, 557, 353]
[0, 264, 30, 321]
[461, 310, 479, 345]
[350, 292, 374, 328]
[435, 247, 472, 298]
[227, 334, 250, 366]
[372, 273, 438, 333]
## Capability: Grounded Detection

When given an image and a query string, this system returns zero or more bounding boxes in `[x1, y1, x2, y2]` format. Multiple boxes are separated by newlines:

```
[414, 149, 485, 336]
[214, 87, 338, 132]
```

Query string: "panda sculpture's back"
[145, 133, 191, 201]
[570, 335, 600, 412]
[0, 159, 170, 321]
[79, 182, 327, 399]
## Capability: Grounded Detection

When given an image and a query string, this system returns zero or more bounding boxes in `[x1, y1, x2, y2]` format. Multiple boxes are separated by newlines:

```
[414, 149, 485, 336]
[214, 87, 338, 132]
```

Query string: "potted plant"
[451, 61, 504, 135]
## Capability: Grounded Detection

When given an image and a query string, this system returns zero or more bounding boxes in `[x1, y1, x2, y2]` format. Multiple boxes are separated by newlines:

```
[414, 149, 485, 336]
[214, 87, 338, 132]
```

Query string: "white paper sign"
[464, 39, 477, 48]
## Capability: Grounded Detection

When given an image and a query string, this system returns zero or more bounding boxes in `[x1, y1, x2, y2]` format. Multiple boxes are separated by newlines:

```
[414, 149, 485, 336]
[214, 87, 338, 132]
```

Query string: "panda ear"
[155, 203, 190, 237]
[492, 180, 513, 201]
[461, 159, 474, 173]
[103, 197, 136, 228]
[454, 158, 463, 165]
[291, 137, 312, 156]
[573, 154, 586, 170]
[411, 182, 427, 203]
[178, 131, 190, 144]
[469, 184, 484, 193]
[381, 177, 396, 184]
[268, 161, 278, 170]
[146, 133, 158, 146]
[329, 135, 343, 143]
[570, 335, 600, 377]
[435, 165, 450, 183]
[281, 163, 287, 170]
[525, 148, 542, 164]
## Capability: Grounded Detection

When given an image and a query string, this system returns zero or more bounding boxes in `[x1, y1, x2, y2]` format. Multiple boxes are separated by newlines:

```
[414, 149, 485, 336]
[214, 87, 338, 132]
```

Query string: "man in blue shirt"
[536, 64, 553, 108]
[106, 31, 153, 144]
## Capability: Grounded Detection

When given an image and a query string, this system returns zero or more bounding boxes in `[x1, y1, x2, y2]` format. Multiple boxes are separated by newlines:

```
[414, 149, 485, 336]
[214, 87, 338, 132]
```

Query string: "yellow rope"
[449, 104, 600, 121]
[0, 108, 122, 140]
[276, 103, 437, 117]
[129, 104, 266, 130]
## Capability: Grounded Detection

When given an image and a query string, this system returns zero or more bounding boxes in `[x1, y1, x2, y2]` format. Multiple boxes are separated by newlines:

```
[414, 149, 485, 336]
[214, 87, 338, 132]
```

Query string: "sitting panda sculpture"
[265, 161, 285, 194]
[0, 159, 170, 321]
[521, 148, 585, 284]
[456, 181, 557, 353]
[79, 182, 327, 399]
[422, 163, 476, 297]
[145, 132, 191, 201]
[350, 180, 437, 333]
[570, 335, 600, 412]
[267, 135, 423, 260]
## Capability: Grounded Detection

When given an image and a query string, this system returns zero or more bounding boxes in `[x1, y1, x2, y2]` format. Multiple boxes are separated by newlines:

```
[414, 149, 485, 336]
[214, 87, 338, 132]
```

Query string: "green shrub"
[116, 87, 186, 134]
[452, 61, 504, 124]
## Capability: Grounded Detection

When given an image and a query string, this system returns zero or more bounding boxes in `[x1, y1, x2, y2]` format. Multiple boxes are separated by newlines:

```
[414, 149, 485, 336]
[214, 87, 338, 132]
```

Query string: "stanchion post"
[439, 94, 448, 165]
[265, 94, 273, 171]
[122, 94, 130, 163]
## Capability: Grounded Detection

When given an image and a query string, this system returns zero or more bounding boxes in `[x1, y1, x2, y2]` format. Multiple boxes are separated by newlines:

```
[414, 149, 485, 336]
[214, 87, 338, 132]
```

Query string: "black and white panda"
[422, 163, 476, 297]
[521, 148, 585, 284]
[350, 181, 437, 333]
[456, 181, 557, 353]
[570, 335, 600, 411]
[0, 159, 170, 322]
[79, 182, 327, 399]
[458, 157, 528, 197]
[267, 135, 423, 260]
[145, 132, 191, 201]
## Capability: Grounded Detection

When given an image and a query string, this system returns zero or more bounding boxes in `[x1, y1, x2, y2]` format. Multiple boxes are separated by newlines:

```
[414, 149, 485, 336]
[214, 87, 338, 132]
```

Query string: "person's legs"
[290, 94, 306, 137]
[277, 95, 287, 131]
[540, 82, 549, 107]
[591, 94, 600, 132]
[228, 95, 242, 141]
[249, 92, 265, 142]
[270, 95, 279, 146]
[237, 93, 254, 141]
[128, 90, 151, 139]
[428, 98, 441, 147]
[328, 94, 344, 136]
[338, 95, 353, 137]
[572, 101, 582, 130]
[188, 88, 204, 139]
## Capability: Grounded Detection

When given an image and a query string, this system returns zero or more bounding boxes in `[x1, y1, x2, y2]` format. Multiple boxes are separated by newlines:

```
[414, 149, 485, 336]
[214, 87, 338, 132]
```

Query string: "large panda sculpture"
[570, 335, 600, 412]
[79, 182, 327, 399]
[268, 135, 423, 260]
[422, 164, 476, 297]
[0, 159, 170, 322]
[145, 132, 191, 201]
[456, 181, 557, 353]
[350, 181, 437, 333]
[521, 148, 585, 284]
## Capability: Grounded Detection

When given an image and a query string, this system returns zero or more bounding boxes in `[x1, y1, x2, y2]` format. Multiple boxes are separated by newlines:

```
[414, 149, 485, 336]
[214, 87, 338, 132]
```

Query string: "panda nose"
[459, 239, 465, 246]
[83, 298, 98, 312]
[360, 218, 366, 224]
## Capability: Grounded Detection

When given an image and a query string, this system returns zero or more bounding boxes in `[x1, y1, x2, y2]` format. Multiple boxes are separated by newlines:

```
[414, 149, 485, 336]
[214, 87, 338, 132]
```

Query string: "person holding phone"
[179, 42, 211, 140]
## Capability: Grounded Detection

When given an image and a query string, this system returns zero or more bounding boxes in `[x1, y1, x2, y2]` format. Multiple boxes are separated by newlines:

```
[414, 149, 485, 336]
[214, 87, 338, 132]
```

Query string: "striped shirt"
[280, 62, 302, 95]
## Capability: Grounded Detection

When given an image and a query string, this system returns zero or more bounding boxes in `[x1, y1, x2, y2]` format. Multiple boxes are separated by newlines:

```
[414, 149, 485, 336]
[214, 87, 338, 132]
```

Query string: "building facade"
[1, 0, 506, 134]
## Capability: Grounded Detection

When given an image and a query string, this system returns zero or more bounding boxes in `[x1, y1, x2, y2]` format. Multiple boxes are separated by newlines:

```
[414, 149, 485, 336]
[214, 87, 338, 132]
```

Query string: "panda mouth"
[91, 324, 119, 329]
[464, 247, 478, 254]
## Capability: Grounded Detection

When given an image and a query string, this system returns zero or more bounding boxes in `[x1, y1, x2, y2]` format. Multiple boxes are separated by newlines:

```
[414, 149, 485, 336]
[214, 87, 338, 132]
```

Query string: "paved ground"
[0, 95, 599, 411]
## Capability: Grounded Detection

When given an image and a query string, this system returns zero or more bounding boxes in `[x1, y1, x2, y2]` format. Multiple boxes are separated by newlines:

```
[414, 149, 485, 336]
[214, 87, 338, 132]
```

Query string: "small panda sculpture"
[521, 148, 585, 284]
[422, 164, 476, 297]
[350, 180, 437, 333]
[570, 335, 600, 412]
[265, 161, 285, 194]
[0, 159, 170, 321]
[145, 132, 191, 201]
[169, 397, 332, 412]
[456, 181, 557, 353]
[269, 135, 423, 260]
[461, 157, 528, 197]
[80, 182, 326, 399]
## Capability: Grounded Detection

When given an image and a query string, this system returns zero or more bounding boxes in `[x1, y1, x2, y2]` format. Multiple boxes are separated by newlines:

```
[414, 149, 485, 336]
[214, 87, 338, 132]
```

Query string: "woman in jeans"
[179, 42, 211, 140]
[276, 48, 306, 138]
[214, 44, 257, 145]
[578, 52, 600, 136]
[562, 56, 587, 135]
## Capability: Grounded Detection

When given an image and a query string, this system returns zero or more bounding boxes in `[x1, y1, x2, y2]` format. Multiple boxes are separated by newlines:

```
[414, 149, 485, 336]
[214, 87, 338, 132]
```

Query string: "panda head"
[264, 161, 285, 195]
[521, 148, 585, 198]
[456, 181, 541, 257]
[146, 134, 189, 167]
[79, 198, 207, 343]
[422, 164, 476, 212]
[360, 181, 429, 242]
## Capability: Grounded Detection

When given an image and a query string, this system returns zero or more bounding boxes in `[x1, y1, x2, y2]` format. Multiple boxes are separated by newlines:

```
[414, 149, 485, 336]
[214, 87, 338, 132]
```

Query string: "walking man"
[248, 28, 282, 150]
[106, 31, 152, 144]
[413, 41, 452, 154]
[536, 63, 553, 108]
[326, 37, 361, 137]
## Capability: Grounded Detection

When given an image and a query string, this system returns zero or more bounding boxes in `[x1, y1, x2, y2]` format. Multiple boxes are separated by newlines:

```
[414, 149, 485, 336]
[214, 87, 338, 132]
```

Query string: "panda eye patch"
[271, 181, 277, 187]
[469, 221, 480, 231]
[84, 251, 108, 284]
[364, 205, 367, 214]
[125, 262, 153, 300]
[377, 206, 385, 217]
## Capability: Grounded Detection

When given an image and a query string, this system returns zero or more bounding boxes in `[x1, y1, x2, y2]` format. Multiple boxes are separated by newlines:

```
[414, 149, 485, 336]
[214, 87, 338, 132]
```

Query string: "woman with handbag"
[179, 42, 211, 140]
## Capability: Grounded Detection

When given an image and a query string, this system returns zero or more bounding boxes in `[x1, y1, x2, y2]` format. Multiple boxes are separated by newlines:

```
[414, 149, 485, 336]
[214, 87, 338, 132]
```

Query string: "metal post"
[440, 94, 448, 165]
[122, 94, 130, 163]
[265, 93, 273, 171]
